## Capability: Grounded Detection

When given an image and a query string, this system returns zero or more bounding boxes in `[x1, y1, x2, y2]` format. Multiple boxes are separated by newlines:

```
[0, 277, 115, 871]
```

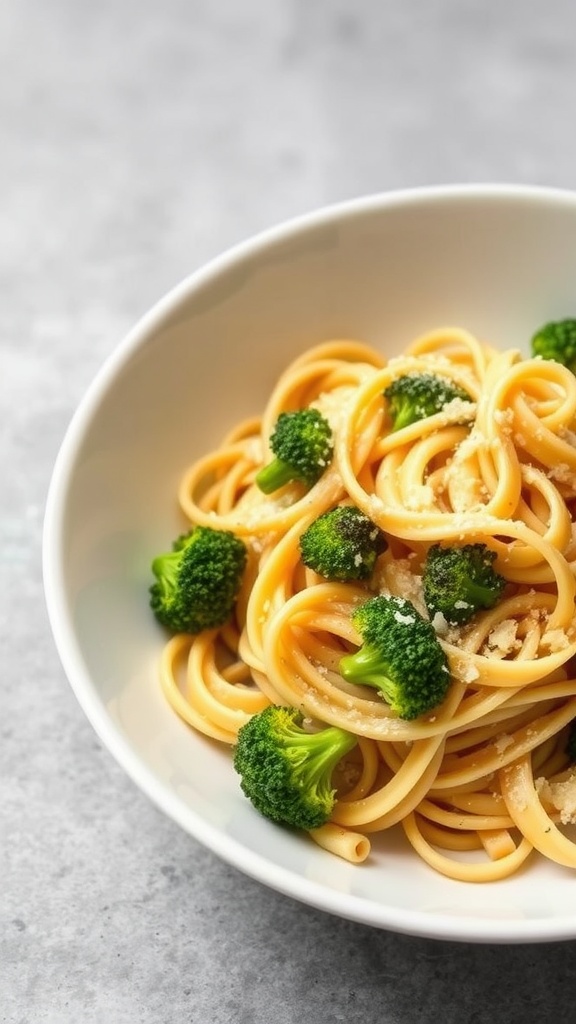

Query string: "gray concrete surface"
[3, 1, 576, 1020]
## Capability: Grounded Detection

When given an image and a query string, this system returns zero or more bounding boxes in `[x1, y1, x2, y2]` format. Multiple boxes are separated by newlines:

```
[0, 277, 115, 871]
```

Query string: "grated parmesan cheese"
[393, 610, 416, 625]
[540, 628, 570, 653]
[454, 657, 481, 683]
[548, 463, 576, 488]
[493, 733, 515, 755]
[483, 619, 521, 659]
[505, 765, 529, 812]
[493, 407, 514, 433]
[536, 771, 576, 825]
[559, 425, 576, 448]
[404, 483, 435, 512]
[375, 558, 426, 615]
[435, 397, 477, 425]
[431, 611, 450, 636]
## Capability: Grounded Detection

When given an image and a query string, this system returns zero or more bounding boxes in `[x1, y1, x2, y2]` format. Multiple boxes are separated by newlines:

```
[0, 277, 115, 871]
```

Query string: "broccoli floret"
[299, 505, 388, 582]
[531, 318, 576, 374]
[255, 408, 333, 494]
[383, 373, 472, 432]
[422, 543, 506, 626]
[339, 595, 451, 720]
[233, 705, 356, 830]
[150, 526, 247, 633]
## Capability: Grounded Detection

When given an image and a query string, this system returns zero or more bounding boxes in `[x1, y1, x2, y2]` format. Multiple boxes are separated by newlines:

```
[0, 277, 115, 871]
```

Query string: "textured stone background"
[3, 1, 576, 1020]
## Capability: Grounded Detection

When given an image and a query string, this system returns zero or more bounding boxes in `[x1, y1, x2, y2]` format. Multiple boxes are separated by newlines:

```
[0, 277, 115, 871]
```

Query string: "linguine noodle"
[159, 328, 576, 881]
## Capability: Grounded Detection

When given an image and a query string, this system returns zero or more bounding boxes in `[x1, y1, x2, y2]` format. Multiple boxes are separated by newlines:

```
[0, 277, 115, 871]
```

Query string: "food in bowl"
[151, 322, 576, 884]
[44, 185, 576, 941]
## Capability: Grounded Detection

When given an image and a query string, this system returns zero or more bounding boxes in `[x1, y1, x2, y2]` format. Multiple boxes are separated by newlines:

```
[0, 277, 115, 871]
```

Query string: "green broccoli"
[383, 373, 472, 432]
[233, 705, 356, 830]
[531, 318, 576, 374]
[255, 408, 333, 494]
[422, 543, 506, 626]
[150, 525, 247, 633]
[299, 505, 388, 582]
[339, 595, 451, 720]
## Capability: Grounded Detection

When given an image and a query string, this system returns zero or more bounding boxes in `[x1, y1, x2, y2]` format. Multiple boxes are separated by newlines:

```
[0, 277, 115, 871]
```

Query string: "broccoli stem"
[284, 727, 356, 788]
[390, 407, 415, 433]
[462, 579, 501, 609]
[151, 551, 179, 596]
[340, 645, 394, 692]
[256, 457, 299, 494]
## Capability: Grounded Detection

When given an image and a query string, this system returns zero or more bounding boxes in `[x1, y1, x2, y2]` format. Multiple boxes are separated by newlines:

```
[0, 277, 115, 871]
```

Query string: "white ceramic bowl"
[44, 184, 576, 943]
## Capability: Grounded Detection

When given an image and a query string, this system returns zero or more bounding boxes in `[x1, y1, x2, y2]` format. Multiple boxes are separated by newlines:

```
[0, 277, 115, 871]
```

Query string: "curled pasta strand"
[402, 813, 534, 882]
[159, 635, 237, 743]
[406, 325, 496, 379]
[500, 754, 576, 868]
[156, 327, 576, 881]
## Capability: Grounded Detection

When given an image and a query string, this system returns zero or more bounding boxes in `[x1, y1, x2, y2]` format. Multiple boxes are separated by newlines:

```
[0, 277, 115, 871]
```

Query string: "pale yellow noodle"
[402, 814, 534, 881]
[309, 823, 371, 863]
[156, 329, 576, 880]
[500, 755, 576, 868]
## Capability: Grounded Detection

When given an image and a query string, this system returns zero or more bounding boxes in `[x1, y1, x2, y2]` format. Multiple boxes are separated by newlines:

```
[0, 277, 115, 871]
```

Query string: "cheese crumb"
[483, 619, 520, 659]
[435, 397, 477, 425]
[375, 558, 426, 615]
[493, 733, 515, 755]
[536, 771, 576, 825]
[458, 658, 481, 683]
[404, 483, 435, 512]
[540, 628, 570, 653]
[393, 610, 416, 625]
[431, 611, 450, 636]
[548, 463, 576, 488]
[493, 407, 514, 433]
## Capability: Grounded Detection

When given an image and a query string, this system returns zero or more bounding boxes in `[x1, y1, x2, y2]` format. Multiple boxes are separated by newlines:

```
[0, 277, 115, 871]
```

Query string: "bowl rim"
[43, 182, 576, 944]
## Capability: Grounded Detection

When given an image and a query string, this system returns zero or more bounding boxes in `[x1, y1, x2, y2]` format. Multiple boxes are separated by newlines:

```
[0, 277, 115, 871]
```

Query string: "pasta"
[159, 327, 576, 881]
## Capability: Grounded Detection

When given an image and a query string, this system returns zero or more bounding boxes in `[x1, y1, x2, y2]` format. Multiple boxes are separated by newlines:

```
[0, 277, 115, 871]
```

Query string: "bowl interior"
[44, 186, 576, 942]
